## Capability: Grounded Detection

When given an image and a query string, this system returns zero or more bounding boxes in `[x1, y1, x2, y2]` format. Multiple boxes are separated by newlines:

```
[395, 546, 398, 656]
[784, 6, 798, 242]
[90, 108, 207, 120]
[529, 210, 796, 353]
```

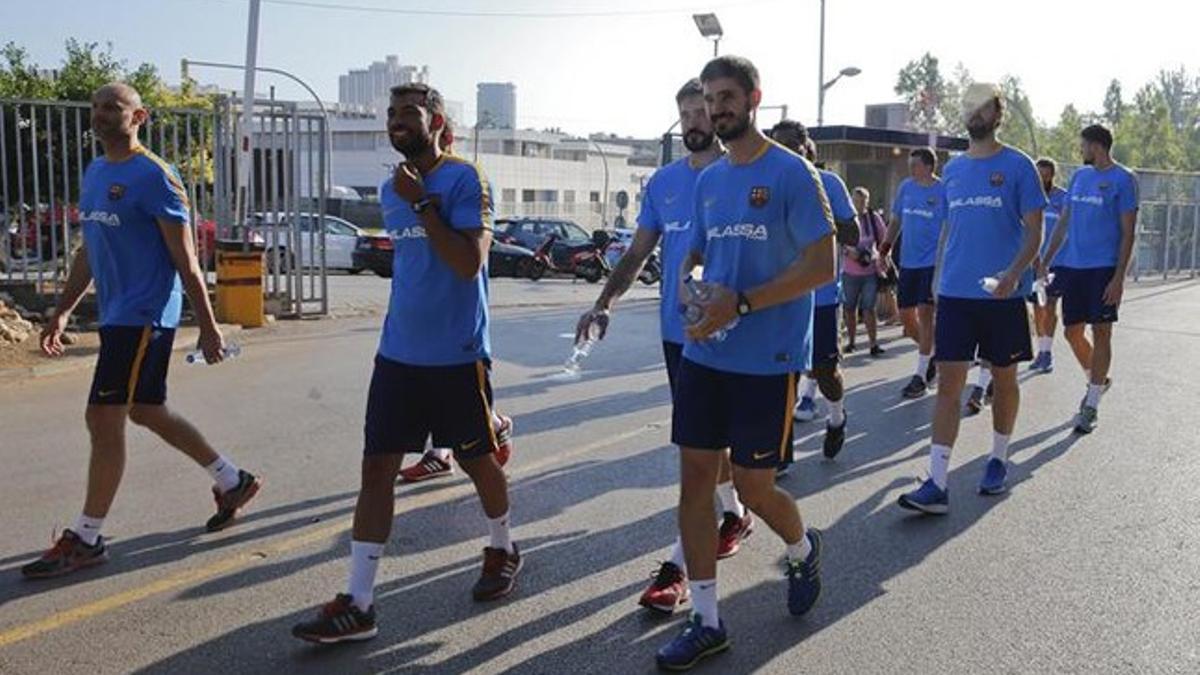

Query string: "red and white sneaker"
[399, 451, 454, 483]
[638, 561, 689, 614]
[494, 415, 514, 467]
[716, 511, 753, 559]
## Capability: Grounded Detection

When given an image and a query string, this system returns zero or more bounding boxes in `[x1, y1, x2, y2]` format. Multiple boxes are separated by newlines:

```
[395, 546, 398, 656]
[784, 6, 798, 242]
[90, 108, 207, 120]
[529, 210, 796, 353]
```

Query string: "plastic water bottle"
[1033, 272, 1056, 306]
[185, 342, 242, 365]
[681, 276, 738, 342]
[561, 323, 601, 377]
[979, 275, 1001, 295]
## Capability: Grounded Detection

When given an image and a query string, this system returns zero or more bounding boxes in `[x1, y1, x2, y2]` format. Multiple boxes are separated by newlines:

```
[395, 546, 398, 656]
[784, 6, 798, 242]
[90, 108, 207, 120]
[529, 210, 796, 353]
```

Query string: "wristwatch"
[736, 291, 752, 317]
[411, 197, 432, 214]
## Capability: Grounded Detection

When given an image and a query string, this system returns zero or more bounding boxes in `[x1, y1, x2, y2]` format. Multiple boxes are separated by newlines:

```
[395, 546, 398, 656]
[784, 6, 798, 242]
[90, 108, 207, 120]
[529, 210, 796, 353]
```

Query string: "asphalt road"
[0, 277, 1197, 674]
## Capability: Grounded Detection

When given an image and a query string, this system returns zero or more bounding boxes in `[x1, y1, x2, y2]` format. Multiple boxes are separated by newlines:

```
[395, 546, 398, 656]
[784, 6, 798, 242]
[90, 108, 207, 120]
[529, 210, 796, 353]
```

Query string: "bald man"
[22, 83, 262, 579]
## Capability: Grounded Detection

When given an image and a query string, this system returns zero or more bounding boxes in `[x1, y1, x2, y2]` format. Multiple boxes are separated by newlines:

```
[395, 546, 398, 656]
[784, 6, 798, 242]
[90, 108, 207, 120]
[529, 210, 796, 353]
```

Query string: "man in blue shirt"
[1041, 124, 1138, 434]
[575, 78, 753, 616]
[898, 83, 1045, 514]
[769, 120, 858, 463]
[22, 83, 262, 579]
[1029, 158, 1070, 373]
[655, 56, 835, 671]
[881, 147, 946, 399]
[293, 84, 518, 645]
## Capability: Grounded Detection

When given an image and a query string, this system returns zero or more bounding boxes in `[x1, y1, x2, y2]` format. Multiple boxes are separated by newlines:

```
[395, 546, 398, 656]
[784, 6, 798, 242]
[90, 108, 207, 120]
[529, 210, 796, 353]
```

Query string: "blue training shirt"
[813, 169, 855, 307]
[1041, 186, 1068, 263]
[1059, 164, 1139, 269]
[638, 157, 703, 345]
[891, 177, 947, 269]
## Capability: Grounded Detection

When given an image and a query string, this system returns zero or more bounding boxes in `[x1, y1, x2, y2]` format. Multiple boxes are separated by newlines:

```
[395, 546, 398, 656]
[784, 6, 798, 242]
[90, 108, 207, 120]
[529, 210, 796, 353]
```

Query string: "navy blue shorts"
[88, 326, 175, 405]
[935, 297, 1032, 367]
[364, 355, 497, 458]
[663, 340, 683, 399]
[811, 304, 840, 368]
[1059, 267, 1119, 326]
[898, 266, 936, 308]
[671, 358, 797, 469]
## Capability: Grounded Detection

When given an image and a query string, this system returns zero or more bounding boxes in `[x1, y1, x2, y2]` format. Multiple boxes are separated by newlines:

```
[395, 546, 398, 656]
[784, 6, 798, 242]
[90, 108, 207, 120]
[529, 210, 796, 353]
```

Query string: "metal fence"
[0, 96, 329, 317]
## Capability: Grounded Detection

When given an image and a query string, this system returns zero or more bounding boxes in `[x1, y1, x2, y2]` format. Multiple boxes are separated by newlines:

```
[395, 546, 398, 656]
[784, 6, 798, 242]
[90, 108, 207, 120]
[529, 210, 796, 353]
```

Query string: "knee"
[85, 405, 125, 439]
[127, 404, 161, 429]
[731, 473, 774, 514]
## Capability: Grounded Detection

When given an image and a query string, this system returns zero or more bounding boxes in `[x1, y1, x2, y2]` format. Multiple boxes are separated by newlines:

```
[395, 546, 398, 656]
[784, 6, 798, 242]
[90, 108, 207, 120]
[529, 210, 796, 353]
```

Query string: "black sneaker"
[843, 342, 856, 354]
[869, 345, 885, 358]
[21, 529, 108, 579]
[823, 415, 847, 459]
[901, 375, 927, 399]
[925, 359, 937, 385]
[292, 594, 378, 644]
[965, 385, 985, 416]
[984, 381, 995, 404]
[472, 544, 523, 601]
[206, 470, 263, 533]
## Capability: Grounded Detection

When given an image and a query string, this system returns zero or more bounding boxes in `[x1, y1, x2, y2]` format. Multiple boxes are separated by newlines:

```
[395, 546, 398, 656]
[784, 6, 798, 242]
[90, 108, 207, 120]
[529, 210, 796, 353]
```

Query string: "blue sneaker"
[1028, 352, 1046, 372]
[1041, 351, 1054, 373]
[978, 458, 1008, 495]
[655, 613, 730, 671]
[793, 396, 816, 422]
[897, 479, 949, 515]
[786, 529, 822, 616]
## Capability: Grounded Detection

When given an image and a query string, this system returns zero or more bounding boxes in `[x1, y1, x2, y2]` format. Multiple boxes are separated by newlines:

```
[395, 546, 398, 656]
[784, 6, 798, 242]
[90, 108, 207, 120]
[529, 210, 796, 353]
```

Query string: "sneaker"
[1028, 352, 1046, 372]
[792, 396, 816, 422]
[978, 458, 1008, 495]
[1041, 351, 1054, 373]
[472, 544, 523, 602]
[494, 415, 514, 467]
[926, 359, 937, 385]
[1074, 405, 1098, 435]
[964, 385, 985, 416]
[20, 529, 108, 579]
[985, 381, 995, 404]
[291, 594, 378, 644]
[399, 451, 453, 484]
[786, 529, 823, 616]
[655, 613, 730, 671]
[639, 561, 689, 614]
[717, 512, 753, 559]
[897, 478, 950, 515]
[901, 375, 927, 399]
[843, 342, 856, 354]
[869, 345, 886, 358]
[1077, 378, 1113, 412]
[823, 414, 847, 460]
[206, 470, 263, 533]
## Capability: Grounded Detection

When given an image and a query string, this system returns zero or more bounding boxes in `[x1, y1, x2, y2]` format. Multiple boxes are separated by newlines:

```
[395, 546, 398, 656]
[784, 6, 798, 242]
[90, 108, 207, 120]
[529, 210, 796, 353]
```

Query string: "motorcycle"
[638, 250, 662, 285]
[527, 230, 615, 284]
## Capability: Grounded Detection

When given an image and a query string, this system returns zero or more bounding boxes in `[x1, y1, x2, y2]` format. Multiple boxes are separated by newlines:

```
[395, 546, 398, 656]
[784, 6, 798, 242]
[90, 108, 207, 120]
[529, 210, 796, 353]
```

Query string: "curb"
[0, 323, 245, 381]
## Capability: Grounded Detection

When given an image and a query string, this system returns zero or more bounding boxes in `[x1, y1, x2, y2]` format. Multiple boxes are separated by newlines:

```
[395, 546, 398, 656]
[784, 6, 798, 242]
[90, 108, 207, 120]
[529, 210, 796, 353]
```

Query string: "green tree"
[895, 53, 953, 133]
[1042, 104, 1084, 165]
[0, 43, 54, 99]
[1103, 79, 1125, 127]
[1123, 84, 1185, 171]
[997, 75, 1041, 157]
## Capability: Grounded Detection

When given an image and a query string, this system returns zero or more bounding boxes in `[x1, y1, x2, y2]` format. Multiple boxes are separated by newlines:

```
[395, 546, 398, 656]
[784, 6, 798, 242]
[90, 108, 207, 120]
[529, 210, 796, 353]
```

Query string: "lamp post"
[816, 0, 861, 127]
[693, 13, 723, 57]
[590, 138, 611, 228]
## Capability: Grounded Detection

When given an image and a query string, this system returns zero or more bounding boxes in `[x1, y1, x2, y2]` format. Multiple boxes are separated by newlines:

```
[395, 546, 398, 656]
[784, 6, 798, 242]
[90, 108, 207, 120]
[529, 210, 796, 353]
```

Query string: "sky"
[2, 0, 1195, 138]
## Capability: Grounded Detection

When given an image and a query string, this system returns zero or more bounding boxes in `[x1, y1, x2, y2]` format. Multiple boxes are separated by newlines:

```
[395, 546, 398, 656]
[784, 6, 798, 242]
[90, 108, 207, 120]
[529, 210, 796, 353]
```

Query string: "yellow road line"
[0, 416, 670, 649]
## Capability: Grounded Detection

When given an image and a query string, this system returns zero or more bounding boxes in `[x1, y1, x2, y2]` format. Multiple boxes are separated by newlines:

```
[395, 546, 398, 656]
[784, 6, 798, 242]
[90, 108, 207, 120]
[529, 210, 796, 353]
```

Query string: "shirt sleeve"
[448, 164, 494, 230]
[689, 175, 707, 255]
[784, 160, 836, 253]
[824, 173, 857, 223]
[1117, 170, 1140, 215]
[891, 180, 907, 219]
[1014, 154, 1048, 219]
[141, 162, 190, 225]
[636, 173, 662, 233]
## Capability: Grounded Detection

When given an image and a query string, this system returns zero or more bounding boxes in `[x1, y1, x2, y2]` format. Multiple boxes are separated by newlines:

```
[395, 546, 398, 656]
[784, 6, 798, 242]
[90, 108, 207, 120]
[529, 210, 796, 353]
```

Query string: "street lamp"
[693, 13, 723, 58]
[818, 66, 861, 127]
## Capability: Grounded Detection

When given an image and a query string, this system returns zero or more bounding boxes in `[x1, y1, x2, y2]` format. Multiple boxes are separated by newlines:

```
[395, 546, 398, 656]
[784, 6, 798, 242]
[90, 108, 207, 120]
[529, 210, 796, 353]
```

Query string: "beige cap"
[962, 82, 1002, 117]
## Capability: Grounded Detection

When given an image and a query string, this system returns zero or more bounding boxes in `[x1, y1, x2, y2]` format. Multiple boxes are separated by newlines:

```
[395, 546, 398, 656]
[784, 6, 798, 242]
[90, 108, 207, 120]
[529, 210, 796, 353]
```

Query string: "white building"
[476, 82, 517, 129]
[337, 55, 430, 115]
[293, 116, 652, 231]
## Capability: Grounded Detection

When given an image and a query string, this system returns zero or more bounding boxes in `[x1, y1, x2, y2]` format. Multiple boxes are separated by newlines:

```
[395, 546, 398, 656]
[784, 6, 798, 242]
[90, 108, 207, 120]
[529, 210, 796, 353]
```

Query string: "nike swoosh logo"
[97, 390, 119, 397]
[461, 439, 481, 451]
[752, 450, 775, 461]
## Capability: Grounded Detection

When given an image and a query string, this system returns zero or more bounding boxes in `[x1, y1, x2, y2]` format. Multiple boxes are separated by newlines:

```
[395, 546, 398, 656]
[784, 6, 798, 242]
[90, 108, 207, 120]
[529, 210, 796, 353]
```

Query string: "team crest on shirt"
[748, 186, 770, 208]
[926, 196, 937, 205]
[1098, 181, 1111, 191]
[108, 183, 126, 201]
[989, 172, 1005, 187]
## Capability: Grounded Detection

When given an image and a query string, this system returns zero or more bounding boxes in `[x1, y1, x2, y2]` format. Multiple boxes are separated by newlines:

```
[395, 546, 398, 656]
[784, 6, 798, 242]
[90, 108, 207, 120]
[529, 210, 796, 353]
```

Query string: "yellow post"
[215, 250, 265, 328]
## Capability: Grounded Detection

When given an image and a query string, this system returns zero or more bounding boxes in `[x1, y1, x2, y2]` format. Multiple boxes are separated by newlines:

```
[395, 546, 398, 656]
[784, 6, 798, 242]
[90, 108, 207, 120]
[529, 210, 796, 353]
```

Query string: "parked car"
[495, 217, 593, 270]
[244, 212, 369, 273]
[352, 231, 394, 278]
[354, 234, 537, 280]
[488, 239, 536, 278]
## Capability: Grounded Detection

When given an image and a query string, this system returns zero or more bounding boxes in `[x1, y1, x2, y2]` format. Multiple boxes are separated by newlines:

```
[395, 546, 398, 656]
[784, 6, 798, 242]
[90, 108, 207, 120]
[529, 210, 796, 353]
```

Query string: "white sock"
[488, 511, 514, 553]
[976, 367, 993, 391]
[429, 447, 452, 462]
[347, 540, 384, 611]
[715, 481, 745, 518]
[916, 353, 931, 379]
[690, 579, 719, 628]
[1038, 336, 1053, 353]
[1085, 383, 1104, 408]
[990, 432, 1011, 462]
[72, 514, 105, 546]
[828, 399, 845, 427]
[801, 377, 817, 400]
[929, 443, 952, 490]
[668, 537, 688, 574]
[204, 454, 242, 494]
[786, 531, 812, 563]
